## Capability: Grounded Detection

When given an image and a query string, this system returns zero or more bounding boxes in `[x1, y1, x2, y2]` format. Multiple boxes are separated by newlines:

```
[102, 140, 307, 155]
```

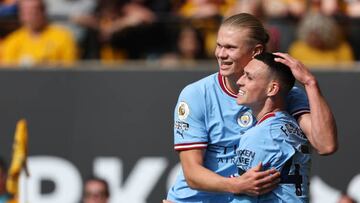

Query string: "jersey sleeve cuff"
[292, 108, 310, 120]
[174, 142, 208, 151]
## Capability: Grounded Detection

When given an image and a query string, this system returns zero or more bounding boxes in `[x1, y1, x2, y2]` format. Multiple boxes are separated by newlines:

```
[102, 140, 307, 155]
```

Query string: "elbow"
[317, 141, 338, 156]
[315, 128, 339, 155]
[184, 176, 200, 190]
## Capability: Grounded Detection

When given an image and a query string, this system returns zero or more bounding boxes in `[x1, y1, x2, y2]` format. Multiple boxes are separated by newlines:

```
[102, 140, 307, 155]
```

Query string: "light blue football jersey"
[232, 111, 311, 203]
[167, 73, 310, 202]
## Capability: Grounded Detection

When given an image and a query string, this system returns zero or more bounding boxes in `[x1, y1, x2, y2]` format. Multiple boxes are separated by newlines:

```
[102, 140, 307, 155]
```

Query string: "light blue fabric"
[232, 112, 311, 203]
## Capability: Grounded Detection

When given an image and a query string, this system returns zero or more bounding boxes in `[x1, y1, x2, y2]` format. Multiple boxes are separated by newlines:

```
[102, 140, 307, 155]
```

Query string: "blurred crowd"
[0, 0, 360, 69]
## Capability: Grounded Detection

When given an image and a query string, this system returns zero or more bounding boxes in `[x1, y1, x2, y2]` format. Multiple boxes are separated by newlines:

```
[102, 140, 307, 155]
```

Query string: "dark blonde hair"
[221, 13, 269, 50]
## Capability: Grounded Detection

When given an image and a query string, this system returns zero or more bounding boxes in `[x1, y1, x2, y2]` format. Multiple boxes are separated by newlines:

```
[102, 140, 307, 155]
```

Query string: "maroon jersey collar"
[218, 73, 237, 98]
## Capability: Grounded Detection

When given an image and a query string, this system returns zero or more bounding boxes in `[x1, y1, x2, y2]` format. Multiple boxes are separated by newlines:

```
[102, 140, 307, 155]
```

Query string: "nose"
[216, 47, 227, 58]
[237, 75, 245, 87]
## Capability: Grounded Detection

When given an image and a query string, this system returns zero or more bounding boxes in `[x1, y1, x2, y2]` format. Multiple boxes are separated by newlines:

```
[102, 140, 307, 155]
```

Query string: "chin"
[219, 69, 233, 77]
[236, 99, 244, 105]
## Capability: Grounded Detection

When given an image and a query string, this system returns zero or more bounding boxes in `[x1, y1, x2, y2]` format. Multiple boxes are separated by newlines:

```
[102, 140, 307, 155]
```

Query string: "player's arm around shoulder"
[179, 148, 231, 192]
[179, 149, 281, 195]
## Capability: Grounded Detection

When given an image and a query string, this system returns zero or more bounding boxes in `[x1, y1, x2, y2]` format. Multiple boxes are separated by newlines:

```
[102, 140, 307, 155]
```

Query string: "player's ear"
[252, 44, 263, 57]
[267, 81, 279, 96]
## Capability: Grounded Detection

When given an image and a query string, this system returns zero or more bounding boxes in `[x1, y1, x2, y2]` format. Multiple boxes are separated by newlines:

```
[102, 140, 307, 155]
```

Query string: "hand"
[162, 200, 174, 203]
[273, 52, 316, 86]
[232, 163, 280, 196]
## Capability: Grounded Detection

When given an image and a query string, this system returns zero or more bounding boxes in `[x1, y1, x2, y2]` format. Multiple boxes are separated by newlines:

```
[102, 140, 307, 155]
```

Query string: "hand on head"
[273, 52, 316, 86]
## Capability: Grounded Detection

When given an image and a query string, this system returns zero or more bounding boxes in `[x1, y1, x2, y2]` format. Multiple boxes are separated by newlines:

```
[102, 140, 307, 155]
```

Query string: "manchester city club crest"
[178, 101, 190, 120]
[237, 111, 253, 128]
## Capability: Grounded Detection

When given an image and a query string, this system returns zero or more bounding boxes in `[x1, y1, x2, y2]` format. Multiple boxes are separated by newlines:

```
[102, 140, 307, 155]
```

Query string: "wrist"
[225, 176, 244, 194]
[304, 76, 317, 87]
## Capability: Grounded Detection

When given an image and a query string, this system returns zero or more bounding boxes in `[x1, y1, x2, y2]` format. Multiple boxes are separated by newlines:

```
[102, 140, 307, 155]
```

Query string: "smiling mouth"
[221, 61, 232, 66]
[238, 89, 245, 96]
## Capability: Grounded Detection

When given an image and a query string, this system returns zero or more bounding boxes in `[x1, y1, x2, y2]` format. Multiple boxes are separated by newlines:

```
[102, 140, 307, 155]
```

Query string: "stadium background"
[0, 67, 359, 203]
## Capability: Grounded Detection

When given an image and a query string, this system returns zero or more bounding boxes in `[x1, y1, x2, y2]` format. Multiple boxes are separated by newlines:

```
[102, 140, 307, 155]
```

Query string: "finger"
[273, 52, 293, 61]
[259, 184, 278, 195]
[273, 52, 298, 65]
[273, 57, 292, 67]
[248, 162, 262, 172]
[257, 172, 281, 186]
[255, 168, 279, 179]
[246, 188, 261, 196]
[273, 52, 287, 57]
[255, 162, 263, 171]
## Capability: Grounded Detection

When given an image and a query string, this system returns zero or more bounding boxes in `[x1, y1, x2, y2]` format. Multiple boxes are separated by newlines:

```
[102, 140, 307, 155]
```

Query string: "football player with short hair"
[233, 52, 310, 202]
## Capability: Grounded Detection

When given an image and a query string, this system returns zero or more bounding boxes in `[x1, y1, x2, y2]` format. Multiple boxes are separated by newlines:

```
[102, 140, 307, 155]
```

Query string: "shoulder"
[286, 86, 310, 116]
[288, 86, 305, 97]
[46, 24, 74, 38]
[3, 27, 27, 42]
[179, 73, 218, 98]
[339, 41, 353, 50]
[269, 112, 298, 127]
[268, 112, 293, 134]
[289, 40, 310, 57]
[48, 24, 71, 32]
[270, 112, 306, 140]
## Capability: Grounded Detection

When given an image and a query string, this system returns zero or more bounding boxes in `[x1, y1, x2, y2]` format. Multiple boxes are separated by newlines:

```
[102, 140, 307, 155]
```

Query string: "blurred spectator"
[176, 0, 222, 19]
[83, 176, 109, 203]
[1, 0, 78, 67]
[0, 0, 19, 57]
[0, 157, 10, 203]
[113, 0, 173, 60]
[262, 0, 289, 18]
[225, 0, 264, 19]
[288, 12, 354, 68]
[287, 0, 309, 18]
[73, 0, 171, 63]
[310, 0, 346, 17]
[174, 0, 225, 58]
[44, 0, 96, 42]
[0, 0, 17, 17]
[261, 0, 308, 52]
[343, 0, 360, 60]
[72, 0, 127, 62]
[344, 0, 360, 17]
[160, 25, 206, 67]
[261, 0, 309, 20]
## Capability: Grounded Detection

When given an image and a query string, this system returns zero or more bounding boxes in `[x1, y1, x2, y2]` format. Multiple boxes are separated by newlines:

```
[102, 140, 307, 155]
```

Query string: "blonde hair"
[221, 13, 269, 49]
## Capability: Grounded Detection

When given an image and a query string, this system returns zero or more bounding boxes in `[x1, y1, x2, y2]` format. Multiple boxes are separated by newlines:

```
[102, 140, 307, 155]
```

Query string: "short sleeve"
[286, 86, 310, 119]
[173, 84, 208, 151]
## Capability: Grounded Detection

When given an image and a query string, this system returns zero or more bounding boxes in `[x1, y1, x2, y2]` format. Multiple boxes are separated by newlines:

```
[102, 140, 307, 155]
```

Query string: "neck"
[252, 97, 286, 122]
[224, 75, 240, 94]
[27, 22, 47, 36]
